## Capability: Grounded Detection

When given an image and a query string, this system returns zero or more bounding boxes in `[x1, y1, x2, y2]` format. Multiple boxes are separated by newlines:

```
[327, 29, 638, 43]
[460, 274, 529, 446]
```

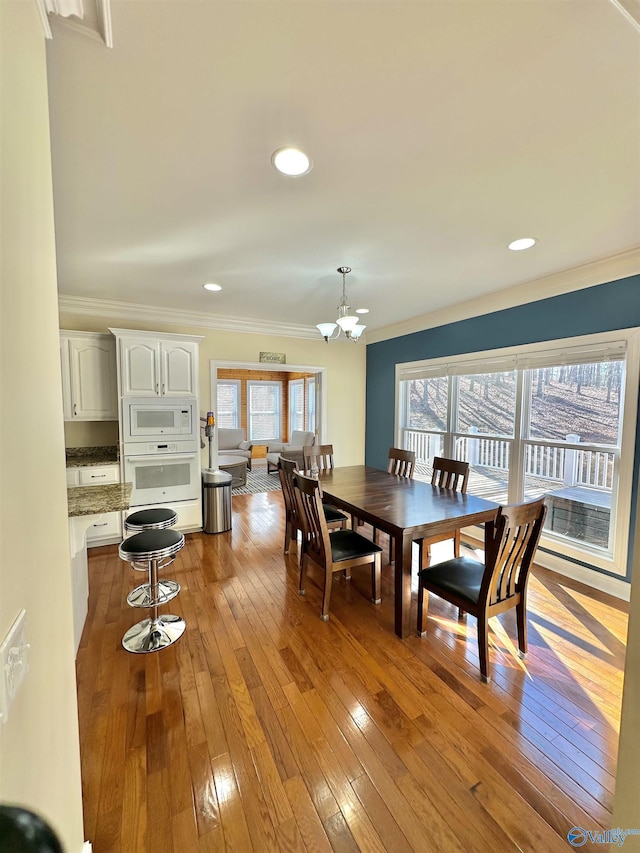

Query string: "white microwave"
[123, 397, 197, 442]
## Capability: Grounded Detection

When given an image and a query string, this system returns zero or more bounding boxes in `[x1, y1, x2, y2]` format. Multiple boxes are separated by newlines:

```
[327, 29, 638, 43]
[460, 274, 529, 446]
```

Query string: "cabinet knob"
[73, 403, 77, 415]
[91, 474, 106, 478]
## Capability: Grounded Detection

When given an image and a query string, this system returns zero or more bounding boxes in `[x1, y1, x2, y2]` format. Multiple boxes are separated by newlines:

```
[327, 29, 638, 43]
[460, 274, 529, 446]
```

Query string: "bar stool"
[119, 528, 185, 653]
[123, 507, 180, 609]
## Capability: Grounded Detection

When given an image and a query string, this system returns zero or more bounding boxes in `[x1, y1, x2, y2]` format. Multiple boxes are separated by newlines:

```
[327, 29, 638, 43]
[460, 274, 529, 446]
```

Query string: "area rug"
[232, 466, 282, 496]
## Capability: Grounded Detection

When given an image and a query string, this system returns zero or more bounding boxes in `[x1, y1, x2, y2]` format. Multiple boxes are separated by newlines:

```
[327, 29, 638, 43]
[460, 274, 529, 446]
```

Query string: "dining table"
[317, 465, 499, 638]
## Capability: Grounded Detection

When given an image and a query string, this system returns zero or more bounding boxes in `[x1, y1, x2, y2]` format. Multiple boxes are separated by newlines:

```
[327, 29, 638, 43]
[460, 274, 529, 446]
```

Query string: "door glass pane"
[456, 371, 516, 436]
[136, 462, 191, 489]
[307, 379, 316, 433]
[289, 380, 304, 433]
[137, 410, 174, 428]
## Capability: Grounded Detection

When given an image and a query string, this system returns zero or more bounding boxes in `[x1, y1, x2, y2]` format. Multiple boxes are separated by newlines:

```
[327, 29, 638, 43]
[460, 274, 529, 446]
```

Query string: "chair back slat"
[303, 444, 335, 473]
[483, 499, 546, 606]
[278, 457, 299, 526]
[388, 447, 416, 479]
[431, 457, 469, 493]
[293, 472, 332, 567]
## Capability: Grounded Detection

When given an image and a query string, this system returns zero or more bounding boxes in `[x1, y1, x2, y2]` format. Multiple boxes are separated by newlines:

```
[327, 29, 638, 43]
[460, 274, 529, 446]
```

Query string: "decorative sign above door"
[259, 352, 286, 364]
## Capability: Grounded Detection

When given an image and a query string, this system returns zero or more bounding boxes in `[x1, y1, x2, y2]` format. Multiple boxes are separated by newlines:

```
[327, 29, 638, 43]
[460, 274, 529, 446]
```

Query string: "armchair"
[217, 428, 253, 471]
[266, 430, 315, 473]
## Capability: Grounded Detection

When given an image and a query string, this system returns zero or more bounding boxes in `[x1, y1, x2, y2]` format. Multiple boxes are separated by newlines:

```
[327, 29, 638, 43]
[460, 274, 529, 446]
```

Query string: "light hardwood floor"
[76, 490, 628, 852]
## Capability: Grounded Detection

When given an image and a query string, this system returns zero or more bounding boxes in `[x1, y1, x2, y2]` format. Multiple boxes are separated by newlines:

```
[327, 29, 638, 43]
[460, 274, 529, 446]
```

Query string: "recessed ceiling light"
[355, 308, 369, 314]
[203, 283, 222, 292]
[508, 237, 537, 251]
[272, 147, 312, 176]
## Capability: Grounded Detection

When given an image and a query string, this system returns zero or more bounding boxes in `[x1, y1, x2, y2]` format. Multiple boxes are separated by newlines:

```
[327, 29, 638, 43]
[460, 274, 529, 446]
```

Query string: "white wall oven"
[123, 397, 197, 442]
[123, 441, 200, 506]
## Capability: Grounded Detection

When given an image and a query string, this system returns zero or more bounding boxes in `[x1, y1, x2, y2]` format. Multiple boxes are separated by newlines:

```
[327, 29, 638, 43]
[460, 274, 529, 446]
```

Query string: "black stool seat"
[125, 507, 177, 531]
[119, 529, 184, 562]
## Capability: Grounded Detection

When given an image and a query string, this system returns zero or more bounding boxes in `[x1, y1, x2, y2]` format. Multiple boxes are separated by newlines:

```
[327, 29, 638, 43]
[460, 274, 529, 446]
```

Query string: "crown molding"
[37, 0, 113, 46]
[58, 295, 326, 340]
[367, 248, 640, 345]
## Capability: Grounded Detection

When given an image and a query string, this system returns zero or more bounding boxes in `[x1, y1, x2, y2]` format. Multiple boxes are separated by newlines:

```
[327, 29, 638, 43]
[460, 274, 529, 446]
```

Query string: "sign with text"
[259, 352, 286, 364]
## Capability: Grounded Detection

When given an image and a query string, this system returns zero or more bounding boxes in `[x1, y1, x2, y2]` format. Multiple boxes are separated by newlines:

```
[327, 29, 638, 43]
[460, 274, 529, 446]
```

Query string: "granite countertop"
[66, 445, 119, 468]
[67, 482, 132, 518]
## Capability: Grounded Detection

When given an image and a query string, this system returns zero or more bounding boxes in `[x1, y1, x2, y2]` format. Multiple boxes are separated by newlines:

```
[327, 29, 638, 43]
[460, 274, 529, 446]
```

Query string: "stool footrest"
[127, 580, 180, 608]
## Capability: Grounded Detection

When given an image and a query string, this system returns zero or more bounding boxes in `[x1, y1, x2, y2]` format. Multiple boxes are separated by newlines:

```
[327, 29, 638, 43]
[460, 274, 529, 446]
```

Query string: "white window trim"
[395, 328, 640, 584]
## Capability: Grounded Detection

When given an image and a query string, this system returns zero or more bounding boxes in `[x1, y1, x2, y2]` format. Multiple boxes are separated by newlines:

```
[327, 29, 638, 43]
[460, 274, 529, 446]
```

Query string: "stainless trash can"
[202, 468, 233, 533]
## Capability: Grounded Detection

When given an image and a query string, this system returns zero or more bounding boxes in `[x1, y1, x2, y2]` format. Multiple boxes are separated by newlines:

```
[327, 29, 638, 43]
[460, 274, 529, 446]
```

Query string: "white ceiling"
[46, 0, 640, 340]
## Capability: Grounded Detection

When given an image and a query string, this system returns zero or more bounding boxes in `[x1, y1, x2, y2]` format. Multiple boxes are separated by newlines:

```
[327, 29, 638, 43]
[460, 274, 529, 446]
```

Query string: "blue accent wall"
[365, 273, 640, 580]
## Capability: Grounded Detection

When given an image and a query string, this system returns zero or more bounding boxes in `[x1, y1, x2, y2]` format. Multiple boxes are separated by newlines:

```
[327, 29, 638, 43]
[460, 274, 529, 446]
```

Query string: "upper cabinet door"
[68, 337, 118, 419]
[161, 341, 198, 396]
[120, 339, 161, 396]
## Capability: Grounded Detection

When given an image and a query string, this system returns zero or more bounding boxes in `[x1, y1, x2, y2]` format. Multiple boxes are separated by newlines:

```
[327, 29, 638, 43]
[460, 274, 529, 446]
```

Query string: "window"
[248, 380, 282, 442]
[289, 379, 305, 434]
[397, 332, 639, 577]
[307, 377, 316, 433]
[216, 380, 240, 428]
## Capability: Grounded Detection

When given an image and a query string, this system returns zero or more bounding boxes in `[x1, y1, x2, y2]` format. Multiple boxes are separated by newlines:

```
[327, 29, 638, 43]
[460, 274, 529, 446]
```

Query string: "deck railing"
[404, 429, 613, 490]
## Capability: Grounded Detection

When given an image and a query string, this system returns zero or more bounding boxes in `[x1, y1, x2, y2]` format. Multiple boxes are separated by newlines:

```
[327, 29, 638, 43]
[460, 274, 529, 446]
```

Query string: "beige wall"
[0, 3, 85, 851]
[57, 316, 367, 468]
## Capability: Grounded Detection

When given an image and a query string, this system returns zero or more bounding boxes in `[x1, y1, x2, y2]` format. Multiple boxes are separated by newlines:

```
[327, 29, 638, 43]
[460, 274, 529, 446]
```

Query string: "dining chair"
[416, 497, 546, 681]
[415, 457, 470, 568]
[278, 457, 347, 561]
[374, 447, 416, 561]
[293, 472, 382, 621]
[303, 444, 335, 474]
[387, 447, 416, 478]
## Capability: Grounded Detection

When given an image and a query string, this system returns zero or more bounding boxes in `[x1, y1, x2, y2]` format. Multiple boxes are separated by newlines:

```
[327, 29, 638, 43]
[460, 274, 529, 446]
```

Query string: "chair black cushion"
[418, 556, 484, 605]
[329, 529, 382, 562]
[323, 504, 348, 523]
[119, 528, 184, 556]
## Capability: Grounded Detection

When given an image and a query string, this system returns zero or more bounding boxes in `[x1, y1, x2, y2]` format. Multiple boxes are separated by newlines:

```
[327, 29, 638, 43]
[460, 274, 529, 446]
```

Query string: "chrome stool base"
[122, 615, 186, 653]
[126, 579, 180, 608]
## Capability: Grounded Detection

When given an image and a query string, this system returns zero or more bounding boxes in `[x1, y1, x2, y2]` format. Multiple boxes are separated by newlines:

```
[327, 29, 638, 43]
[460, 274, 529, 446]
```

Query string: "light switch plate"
[0, 609, 29, 725]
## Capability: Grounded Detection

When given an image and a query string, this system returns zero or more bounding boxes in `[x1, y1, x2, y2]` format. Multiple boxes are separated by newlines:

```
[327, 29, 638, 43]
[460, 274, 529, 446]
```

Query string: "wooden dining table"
[318, 466, 499, 638]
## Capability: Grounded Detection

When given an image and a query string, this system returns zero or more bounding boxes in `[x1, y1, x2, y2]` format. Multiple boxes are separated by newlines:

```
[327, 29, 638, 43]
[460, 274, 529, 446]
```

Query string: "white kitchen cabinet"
[110, 330, 202, 397]
[60, 331, 118, 420]
[67, 463, 122, 546]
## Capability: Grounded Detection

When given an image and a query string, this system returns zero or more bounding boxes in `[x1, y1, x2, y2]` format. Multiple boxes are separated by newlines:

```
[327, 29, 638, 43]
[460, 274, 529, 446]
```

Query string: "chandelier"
[316, 267, 366, 342]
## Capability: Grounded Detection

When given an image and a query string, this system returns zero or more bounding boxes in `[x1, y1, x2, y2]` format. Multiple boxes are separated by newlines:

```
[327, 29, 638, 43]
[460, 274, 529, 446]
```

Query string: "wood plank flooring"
[76, 490, 628, 852]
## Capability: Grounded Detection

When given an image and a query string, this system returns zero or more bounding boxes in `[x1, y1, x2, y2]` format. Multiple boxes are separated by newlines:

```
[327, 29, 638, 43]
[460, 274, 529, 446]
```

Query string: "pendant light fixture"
[316, 267, 367, 342]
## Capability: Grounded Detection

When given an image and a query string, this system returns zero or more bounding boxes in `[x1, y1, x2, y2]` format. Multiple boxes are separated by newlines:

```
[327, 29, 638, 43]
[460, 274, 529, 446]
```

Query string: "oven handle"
[125, 453, 199, 462]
